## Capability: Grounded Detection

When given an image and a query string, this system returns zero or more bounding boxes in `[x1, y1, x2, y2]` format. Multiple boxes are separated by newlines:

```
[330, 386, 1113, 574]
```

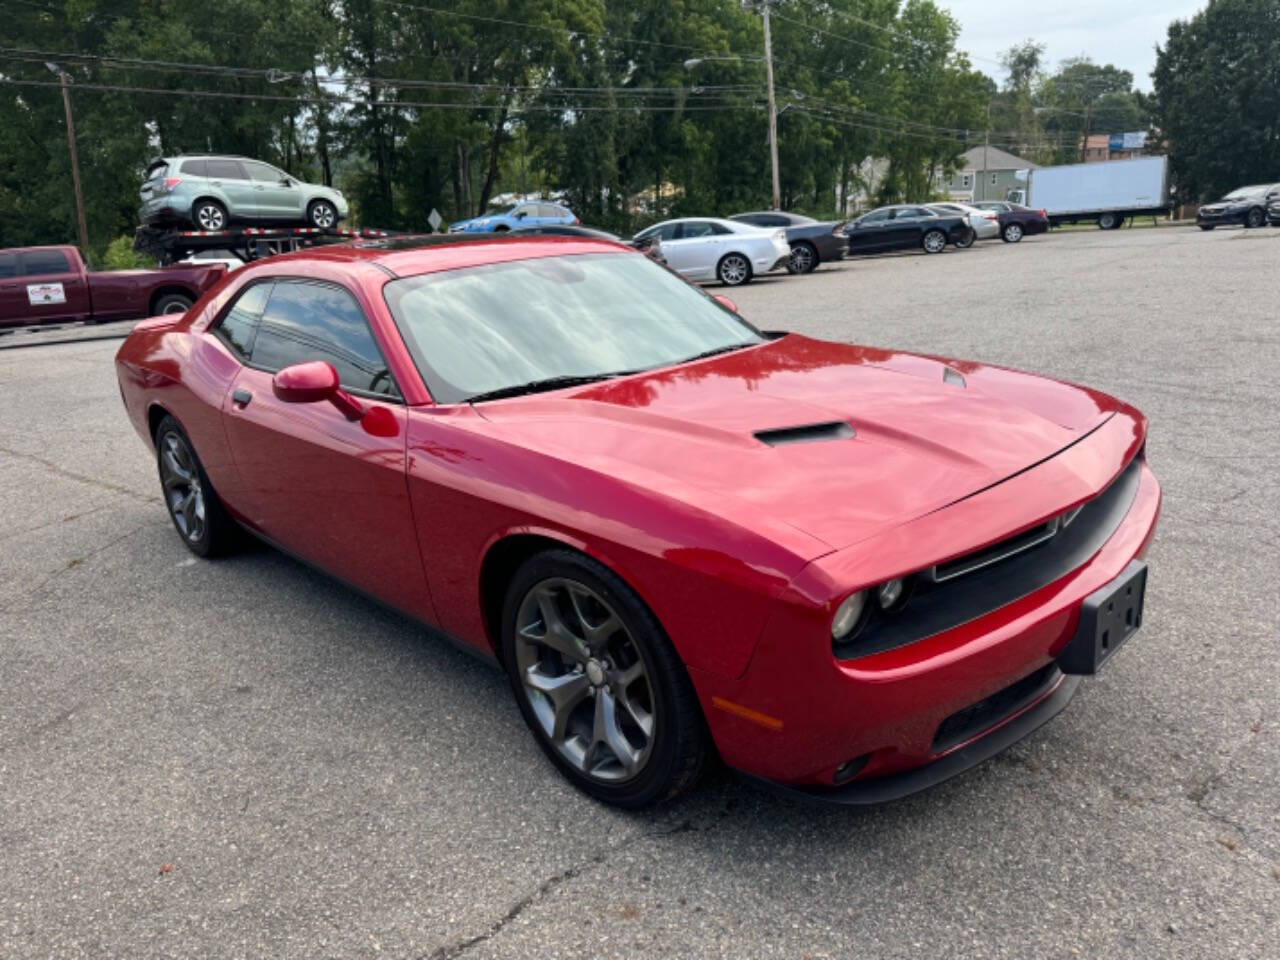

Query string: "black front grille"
[834, 455, 1144, 661]
[932, 664, 1061, 753]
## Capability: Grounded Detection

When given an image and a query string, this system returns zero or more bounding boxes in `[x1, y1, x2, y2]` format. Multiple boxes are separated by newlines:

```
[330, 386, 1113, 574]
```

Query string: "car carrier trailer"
[134, 225, 398, 266]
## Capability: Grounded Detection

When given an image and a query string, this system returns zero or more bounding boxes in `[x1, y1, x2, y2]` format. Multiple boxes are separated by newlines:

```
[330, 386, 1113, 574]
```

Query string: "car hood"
[473, 335, 1123, 556]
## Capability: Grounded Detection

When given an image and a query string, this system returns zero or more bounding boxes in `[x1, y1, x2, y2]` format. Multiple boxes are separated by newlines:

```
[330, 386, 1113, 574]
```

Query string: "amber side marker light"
[711, 697, 784, 731]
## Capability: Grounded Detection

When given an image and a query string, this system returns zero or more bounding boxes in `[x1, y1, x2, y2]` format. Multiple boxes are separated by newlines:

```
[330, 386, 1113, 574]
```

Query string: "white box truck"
[1006, 155, 1169, 230]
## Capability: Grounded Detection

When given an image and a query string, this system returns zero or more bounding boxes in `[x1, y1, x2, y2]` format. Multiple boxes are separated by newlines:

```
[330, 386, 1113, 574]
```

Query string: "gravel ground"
[1, 225, 1277, 958]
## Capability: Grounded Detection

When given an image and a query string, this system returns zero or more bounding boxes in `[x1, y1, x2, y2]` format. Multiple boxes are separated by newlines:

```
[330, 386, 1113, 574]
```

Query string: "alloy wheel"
[513, 578, 655, 783]
[311, 202, 337, 228]
[159, 432, 206, 544]
[1005, 223, 1023, 243]
[923, 230, 946, 253]
[788, 244, 815, 274]
[196, 203, 225, 231]
[719, 254, 749, 285]
[1246, 208, 1264, 228]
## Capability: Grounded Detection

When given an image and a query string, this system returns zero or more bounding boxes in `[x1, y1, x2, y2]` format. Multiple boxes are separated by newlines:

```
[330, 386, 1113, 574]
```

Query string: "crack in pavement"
[422, 797, 737, 959]
[0, 445, 158, 504]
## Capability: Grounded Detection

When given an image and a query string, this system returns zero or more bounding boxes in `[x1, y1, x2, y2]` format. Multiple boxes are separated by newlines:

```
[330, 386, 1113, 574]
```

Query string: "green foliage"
[1151, 0, 1280, 203]
[101, 234, 153, 269]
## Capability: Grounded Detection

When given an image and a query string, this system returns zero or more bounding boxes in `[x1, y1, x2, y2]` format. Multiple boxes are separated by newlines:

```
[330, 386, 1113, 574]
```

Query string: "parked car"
[632, 218, 790, 286]
[972, 201, 1051, 243]
[115, 234, 1160, 807]
[1196, 184, 1280, 230]
[843, 205, 969, 255]
[0, 244, 225, 329]
[925, 203, 999, 247]
[139, 156, 349, 231]
[1269, 195, 1280, 226]
[449, 200, 578, 233]
[727, 211, 847, 274]
[509, 223, 666, 264]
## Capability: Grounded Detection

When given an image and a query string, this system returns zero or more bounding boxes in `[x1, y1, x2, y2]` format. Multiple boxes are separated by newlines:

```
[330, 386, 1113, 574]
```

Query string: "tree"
[1151, 0, 1280, 203]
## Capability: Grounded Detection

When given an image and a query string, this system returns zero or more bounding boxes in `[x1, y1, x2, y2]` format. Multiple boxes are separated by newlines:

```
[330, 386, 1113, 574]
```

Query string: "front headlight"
[831, 591, 867, 641]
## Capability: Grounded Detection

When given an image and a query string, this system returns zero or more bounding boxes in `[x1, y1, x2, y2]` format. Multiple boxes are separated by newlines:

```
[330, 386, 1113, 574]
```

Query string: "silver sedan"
[927, 202, 1001, 244]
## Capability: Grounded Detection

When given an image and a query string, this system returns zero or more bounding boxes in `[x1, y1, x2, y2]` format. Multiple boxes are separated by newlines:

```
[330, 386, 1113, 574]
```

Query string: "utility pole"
[45, 62, 89, 252]
[981, 101, 991, 202]
[761, 3, 781, 210]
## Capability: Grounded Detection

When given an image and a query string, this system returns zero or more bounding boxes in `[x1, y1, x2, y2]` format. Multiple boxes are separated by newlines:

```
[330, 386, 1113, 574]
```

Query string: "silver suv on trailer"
[139, 155, 349, 231]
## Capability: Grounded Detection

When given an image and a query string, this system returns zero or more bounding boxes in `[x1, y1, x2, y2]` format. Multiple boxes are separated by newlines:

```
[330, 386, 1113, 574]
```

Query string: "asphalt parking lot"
[2, 225, 1277, 958]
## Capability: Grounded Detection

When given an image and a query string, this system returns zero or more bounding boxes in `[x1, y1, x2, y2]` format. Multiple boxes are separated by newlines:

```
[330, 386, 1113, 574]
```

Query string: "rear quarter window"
[0, 253, 17, 278]
[180, 159, 208, 177]
[214, 281, 271, 358]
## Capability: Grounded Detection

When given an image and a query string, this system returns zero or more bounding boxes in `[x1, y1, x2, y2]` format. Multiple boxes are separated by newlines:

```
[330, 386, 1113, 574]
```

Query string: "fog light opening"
[833, 754, 870, 785]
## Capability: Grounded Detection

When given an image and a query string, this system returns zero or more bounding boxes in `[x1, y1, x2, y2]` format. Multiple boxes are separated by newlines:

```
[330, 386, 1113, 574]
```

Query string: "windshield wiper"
[466, 372, 636, 404]
[678, 342, 754, 364]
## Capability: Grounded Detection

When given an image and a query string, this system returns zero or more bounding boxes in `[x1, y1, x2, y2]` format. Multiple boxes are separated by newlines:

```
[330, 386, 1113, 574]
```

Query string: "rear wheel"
[154, 415, 238, 558]
[921, 229, 946, 254]
[786, 241, 818, 274]
[307, 199, 338, 229]
[191, 199, 227, 231]
[1199, 225, 1215, 231]
[954, 228, 975, 250]
[1098, 212, 1121, 230]
[1002, 222, 1024, 243]
[492, 224, 510, 233]
[717, 252, 752, 286]
[501, 550, 707, 807]
[1245, 206, 1265, 228]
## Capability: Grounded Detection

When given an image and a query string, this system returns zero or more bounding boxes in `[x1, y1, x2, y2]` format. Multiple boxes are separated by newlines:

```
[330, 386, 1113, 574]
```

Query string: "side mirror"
[515, 210, 528, 219]
[713, 294, 737, 313]
[272, 361, 364, 420]
[279, 177, 293, 187]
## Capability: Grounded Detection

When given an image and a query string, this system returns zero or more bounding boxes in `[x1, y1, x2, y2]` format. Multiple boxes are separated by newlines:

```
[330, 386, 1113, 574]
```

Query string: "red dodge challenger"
[115, 235, 1160, 808]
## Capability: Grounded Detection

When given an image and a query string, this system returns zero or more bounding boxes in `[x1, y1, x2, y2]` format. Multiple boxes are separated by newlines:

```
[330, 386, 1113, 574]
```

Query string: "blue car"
[449, 200, 578, 233]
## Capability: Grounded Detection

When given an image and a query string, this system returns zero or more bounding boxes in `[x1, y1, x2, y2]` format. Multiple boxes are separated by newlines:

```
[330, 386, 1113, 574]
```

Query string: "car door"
[16, 248, 90, 323]
[215, 277, 432, 619]
[671, 221, 723, 278]
[0, 252, 24, 326]
[885, 207, 929, 248]
[242, 160, 300, 222]
[204, 158, 259, 222]
[846, 209, 892, 251]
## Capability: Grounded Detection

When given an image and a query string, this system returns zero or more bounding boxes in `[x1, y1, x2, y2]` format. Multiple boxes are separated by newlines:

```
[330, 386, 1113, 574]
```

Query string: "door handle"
[231, 388, 252, 407]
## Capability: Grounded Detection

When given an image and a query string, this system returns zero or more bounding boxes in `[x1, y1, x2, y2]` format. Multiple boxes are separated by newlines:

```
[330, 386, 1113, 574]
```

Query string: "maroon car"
[972, 202, 1050, 243]
[0, 244, 225, 329]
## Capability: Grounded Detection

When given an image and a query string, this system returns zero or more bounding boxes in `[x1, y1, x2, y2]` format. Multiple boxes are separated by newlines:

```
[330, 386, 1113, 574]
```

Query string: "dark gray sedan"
[729, 211, 848, 274]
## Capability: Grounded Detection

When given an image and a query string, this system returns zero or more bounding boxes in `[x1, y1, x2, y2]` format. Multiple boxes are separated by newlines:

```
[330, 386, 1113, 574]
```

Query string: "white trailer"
[1007, 155, 1170, 229]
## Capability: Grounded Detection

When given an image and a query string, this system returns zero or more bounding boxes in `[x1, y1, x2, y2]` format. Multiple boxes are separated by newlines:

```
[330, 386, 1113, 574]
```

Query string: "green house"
[936, 146, 1038, 203]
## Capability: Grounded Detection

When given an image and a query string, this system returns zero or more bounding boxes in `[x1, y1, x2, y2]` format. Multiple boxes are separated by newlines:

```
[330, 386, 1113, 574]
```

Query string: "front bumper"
[1196, 207, 1247, 226]
[692, 413, 1160, 798]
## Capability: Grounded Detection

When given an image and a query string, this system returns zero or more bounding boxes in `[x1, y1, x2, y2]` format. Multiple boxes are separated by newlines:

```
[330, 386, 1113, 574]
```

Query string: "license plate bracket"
[1058, 560, 1147, 675]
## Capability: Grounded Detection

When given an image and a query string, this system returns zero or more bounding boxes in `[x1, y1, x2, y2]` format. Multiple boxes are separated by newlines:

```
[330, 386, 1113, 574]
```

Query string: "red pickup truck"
[0, 244, 226, 329]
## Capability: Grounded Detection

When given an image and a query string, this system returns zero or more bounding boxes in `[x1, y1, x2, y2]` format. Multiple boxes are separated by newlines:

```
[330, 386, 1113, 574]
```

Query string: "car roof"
[730, 211, 813, 223]
[248, 233, 632, 279]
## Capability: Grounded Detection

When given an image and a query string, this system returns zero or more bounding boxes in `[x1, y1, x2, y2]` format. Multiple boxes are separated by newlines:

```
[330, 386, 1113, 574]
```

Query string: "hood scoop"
[754, 421, 855, 446]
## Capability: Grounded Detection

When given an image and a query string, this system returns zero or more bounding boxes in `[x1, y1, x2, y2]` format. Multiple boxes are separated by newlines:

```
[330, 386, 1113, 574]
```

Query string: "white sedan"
[927, 202, 1001, 244]
[633, 218, 790, 286]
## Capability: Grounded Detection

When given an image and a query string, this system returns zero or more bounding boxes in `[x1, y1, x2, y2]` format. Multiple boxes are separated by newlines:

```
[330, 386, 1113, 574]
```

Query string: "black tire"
[716, 252, 752, 286]
[1098, 212, 1121, 230]
[954, 228, 975, 250]
[191, 199, 228, 232]
[1244, 206, 1265, 228]
[786, 241, 818, 274]
[500, 549, 707, 808]
[307, 199, 339, 229]
[492, 224, 510, 233]
[151, 292, 193, 316]
[1199, 225, 1215, 231]
[154, 415, 239, 558]
[921, 229, 947, 254]
[1002, 222, 1024, 243]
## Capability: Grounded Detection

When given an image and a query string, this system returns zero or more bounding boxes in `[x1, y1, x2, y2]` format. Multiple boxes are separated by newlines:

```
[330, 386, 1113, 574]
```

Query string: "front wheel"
[1245, 207, 1265, 228]
[307, 199, 338, 229]
[1098, 212, 1121, 230]
[717, 252, 752, 286]
[921, 229, 946, 254]
[786, 241, 817, 274]
[954, 228, 975, 250]
[1002, 222, 1024, 243]
[154, 415, 238, 558]
[501, 550, 707, 807]
[1199, 225, 1215, 231]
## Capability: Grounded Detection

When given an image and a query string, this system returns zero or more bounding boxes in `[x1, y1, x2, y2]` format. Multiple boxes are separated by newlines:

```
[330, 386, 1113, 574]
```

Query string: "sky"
[942, 0, 1206, 91]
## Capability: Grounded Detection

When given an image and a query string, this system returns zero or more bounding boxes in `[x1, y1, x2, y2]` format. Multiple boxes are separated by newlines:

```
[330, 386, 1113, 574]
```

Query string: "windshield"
[1222, 188, 1263, 201]
[384, 252, 764, 403]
